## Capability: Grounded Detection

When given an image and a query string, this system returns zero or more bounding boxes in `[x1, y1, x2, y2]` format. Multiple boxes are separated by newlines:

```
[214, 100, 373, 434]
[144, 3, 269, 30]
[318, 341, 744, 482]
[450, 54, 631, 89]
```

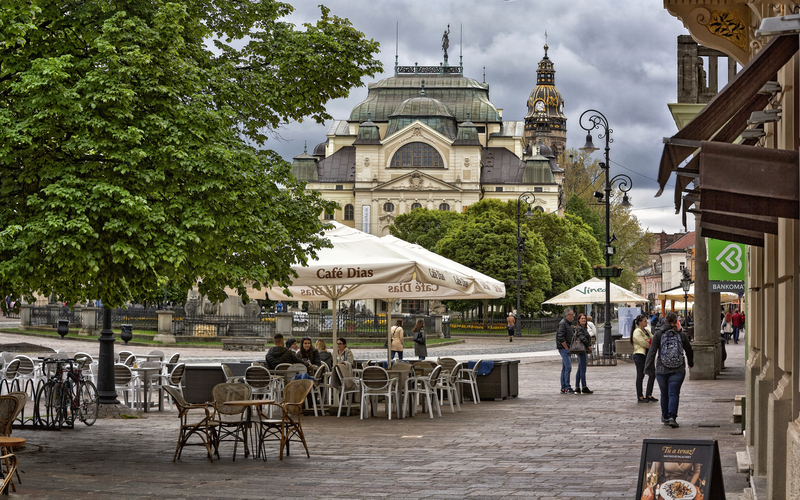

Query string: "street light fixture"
[579, 109, 633, 364]
[680, 269, 692, 328]
[515, 191, 536, 337]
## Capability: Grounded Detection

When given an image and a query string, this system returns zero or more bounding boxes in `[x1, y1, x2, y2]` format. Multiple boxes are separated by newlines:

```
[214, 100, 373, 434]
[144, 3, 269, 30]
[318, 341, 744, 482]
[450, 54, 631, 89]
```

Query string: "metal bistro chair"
[310, 364, 330, 416]
[211, 383, 252, 461]
[404, 364, 443, 419]
[118, 351, 134, 365]
[163, 386, 218, 463]
[456, 360, 484, 404]
[152, 363, 186, 411]
[360, 367, 400, 420]
[244, 366, 271, 400]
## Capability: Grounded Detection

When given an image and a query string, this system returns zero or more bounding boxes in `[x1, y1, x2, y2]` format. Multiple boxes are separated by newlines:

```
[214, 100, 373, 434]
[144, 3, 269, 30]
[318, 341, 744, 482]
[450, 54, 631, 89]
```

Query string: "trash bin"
[442, 315, 451, 338]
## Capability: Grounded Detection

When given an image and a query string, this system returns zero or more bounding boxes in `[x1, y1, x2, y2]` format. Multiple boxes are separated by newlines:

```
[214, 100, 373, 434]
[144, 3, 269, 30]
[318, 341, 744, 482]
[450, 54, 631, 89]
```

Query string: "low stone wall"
[221, 338, 266, 351]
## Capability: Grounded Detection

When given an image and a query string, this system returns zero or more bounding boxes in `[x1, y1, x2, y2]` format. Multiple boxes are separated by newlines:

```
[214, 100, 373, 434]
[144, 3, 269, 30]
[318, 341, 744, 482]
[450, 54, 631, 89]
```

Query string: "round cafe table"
[222, 400, 275, 459]
[0, 436, 26, 494]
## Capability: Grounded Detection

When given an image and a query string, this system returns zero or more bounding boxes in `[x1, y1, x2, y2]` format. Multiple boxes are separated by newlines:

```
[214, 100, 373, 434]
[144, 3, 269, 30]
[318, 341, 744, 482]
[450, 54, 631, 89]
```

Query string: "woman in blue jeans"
[573, 313, 593, 394]
[644, 311, 694, 428]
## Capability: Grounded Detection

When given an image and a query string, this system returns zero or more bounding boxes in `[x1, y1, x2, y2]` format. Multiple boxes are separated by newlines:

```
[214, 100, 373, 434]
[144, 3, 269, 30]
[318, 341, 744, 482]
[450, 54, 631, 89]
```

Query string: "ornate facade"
[291, 42, 567, 237]
[661, 3, 800, 498]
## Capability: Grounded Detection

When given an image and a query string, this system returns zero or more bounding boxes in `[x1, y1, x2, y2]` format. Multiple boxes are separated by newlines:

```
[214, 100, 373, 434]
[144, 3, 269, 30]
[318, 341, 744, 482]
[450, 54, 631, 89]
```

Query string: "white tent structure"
[252, 223, 505, 363]
[542, 277, 648, 306]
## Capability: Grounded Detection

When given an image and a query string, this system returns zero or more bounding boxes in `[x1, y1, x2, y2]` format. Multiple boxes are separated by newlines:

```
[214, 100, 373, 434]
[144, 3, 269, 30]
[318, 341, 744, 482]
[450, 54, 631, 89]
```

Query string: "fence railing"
[447, 316, 561, 335]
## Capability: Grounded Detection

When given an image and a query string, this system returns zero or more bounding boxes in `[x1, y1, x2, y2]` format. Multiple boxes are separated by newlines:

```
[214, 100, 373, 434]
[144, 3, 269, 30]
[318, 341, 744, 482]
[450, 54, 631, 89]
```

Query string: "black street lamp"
[680, 269, 692, 327]
[580, 109, 633, 362]
[515, 191, 536, 336]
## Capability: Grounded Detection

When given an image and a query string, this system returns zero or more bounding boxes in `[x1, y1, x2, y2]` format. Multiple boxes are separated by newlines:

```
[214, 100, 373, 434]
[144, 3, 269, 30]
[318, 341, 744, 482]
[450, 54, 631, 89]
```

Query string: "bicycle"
[35, 357, 98, 428]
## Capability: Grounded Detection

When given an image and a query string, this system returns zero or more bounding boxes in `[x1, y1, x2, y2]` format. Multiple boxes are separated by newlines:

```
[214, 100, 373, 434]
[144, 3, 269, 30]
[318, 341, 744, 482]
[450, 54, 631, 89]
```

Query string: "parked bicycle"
[34, 357, 98, 428]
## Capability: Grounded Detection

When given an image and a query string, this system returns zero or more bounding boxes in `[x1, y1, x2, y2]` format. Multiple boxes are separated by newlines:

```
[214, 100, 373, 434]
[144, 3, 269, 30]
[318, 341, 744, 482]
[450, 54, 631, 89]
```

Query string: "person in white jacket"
[586, 316, 598, 345]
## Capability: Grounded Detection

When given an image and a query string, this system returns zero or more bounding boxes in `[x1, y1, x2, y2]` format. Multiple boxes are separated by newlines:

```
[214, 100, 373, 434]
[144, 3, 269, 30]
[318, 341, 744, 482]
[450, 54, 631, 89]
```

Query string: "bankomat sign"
[707, 239, 745, 294]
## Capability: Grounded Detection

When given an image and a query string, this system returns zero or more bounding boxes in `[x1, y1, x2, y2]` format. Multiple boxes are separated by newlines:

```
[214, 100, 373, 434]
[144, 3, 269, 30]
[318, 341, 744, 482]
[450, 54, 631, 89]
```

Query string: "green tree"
[527, 213, 603, 298]
[565, 195, 604, 244]
[0, 1, 382, 306]
[389, 208, 463, 251]
[437, 214, 550, 314]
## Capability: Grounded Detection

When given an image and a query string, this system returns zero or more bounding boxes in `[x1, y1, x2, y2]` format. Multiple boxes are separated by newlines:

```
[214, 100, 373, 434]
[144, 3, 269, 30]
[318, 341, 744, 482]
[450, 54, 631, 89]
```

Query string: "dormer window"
[391, 142, 443, 168]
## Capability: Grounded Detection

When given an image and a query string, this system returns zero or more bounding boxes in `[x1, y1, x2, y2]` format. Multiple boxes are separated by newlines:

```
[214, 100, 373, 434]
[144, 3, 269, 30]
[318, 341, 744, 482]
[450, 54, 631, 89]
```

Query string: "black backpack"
[659, 329, 685, 369]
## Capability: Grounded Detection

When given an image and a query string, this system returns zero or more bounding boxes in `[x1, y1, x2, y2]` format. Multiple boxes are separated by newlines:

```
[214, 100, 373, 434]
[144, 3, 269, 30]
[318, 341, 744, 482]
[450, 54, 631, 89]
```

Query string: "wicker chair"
[163, 386, 217, 462]
[211, 383, 252, 461]
[256, 379, 313, 460]
[0, 395, 19, 492]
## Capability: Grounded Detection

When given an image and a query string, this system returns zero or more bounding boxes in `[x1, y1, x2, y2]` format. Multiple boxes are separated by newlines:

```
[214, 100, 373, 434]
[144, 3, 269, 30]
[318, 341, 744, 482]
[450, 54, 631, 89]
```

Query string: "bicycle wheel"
[57, 382, 75, 428]
[77, 380, 99, 426]
[34, 381, 58, 428]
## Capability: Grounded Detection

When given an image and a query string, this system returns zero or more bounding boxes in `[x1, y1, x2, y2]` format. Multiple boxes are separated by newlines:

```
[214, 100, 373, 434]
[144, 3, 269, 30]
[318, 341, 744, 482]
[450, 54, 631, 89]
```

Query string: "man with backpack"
[644, 311, 694, 428]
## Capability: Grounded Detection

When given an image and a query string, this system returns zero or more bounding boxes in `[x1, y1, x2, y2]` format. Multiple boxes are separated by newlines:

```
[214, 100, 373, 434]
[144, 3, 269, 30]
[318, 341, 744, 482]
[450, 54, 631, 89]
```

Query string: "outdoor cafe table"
[135, 354, 164, 362]
[130, 365, 163, 412]
[222, 400, 275, 460]
[0, 436, 25, 494]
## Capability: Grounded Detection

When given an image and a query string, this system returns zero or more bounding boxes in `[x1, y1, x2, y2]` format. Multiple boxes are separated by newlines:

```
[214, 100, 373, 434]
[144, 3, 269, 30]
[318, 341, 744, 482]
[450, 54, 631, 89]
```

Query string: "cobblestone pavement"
[0, 325, 748, 499]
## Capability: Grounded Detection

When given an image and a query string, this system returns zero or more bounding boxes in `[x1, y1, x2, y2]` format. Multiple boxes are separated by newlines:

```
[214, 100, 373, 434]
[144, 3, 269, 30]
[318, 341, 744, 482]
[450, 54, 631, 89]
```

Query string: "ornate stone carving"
[409, 172, 423, 190]
[364, 157, 370, 169]
[464, 158, 470, 167]
[412, 126, 423, 137]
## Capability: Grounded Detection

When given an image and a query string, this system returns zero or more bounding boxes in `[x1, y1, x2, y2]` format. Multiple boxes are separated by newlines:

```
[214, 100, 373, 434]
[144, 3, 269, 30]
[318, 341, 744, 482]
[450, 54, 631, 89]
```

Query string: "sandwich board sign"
[636, 439, 725, 500]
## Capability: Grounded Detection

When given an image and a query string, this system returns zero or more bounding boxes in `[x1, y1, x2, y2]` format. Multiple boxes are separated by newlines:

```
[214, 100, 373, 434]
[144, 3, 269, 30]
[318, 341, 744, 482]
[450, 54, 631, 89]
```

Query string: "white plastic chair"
[74, 352, 96, 384]
[435, 361, 463, 413]
[456, 360, 483, 404]
[13, 355, 39, 392]
[151, 363, 186, 410]
[360, 367, 400, 420]
[404, 364, 442, 419]
[114, 363, 141, 409]
[334, 363, 361, 417]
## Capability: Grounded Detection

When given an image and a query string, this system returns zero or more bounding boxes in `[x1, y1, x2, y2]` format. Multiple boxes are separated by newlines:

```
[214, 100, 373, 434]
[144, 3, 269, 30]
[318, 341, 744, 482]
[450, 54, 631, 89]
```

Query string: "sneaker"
[668, 418, 680, 428]
[582, 388, 593, 394]
[560, 389, 567, 394]
[661, 417, 669, 424]
[566, 388, 575, 394]
[574, 388, 582, 395]
[647, 396, 658, 402]
[638, 397, 650, 403]
[509, 337, 513, 342]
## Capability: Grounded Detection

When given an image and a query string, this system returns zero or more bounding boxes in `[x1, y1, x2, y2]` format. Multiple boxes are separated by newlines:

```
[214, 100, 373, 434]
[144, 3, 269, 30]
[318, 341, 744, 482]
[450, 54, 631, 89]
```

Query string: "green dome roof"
[385, 96, 458, 139]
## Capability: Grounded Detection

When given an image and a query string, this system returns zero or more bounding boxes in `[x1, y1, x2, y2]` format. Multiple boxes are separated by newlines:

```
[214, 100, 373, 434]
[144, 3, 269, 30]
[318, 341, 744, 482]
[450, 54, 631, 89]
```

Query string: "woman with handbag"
[412, 319, 427, 360]
[573, 313, 593, 394]
[631, 314, 657, 403]
[390, 319, 405, 360]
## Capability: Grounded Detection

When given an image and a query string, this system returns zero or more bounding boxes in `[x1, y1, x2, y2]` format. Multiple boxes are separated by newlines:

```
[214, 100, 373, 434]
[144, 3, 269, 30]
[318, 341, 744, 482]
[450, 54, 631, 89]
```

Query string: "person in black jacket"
[555, 308, 576, 394]
[645, 311, 694, 428]
[298, 336, 321, 370]
[573, 313, 593, 394]
[266, 333, 307, 370]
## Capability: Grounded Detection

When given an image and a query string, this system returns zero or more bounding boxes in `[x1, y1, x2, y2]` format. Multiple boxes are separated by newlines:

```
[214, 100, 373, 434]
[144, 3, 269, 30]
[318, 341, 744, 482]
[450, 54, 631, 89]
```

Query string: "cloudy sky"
[266, 1, 699, 234]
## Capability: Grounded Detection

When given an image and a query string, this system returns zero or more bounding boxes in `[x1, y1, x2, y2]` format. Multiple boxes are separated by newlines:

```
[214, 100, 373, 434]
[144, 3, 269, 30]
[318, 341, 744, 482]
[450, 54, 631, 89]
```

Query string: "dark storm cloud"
[270, 1, 692, 233]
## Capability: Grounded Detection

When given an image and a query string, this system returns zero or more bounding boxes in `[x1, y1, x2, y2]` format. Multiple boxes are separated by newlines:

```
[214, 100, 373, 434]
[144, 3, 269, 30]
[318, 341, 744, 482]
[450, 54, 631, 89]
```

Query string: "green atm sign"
[708, 239, 746, 281]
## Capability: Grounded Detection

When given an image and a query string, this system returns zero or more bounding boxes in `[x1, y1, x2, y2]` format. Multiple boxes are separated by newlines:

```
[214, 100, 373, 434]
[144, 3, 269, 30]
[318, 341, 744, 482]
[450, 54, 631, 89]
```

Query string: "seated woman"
[298, 336, 321, 371]
[336, 338, 354, 366]
[316, 339, 333, 368]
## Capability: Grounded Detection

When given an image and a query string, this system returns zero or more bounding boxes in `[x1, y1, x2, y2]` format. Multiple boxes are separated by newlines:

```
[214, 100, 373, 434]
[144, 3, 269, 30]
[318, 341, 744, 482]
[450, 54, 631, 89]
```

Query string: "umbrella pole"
[386, 301, 392, 365]
[332, 298, 338, 365]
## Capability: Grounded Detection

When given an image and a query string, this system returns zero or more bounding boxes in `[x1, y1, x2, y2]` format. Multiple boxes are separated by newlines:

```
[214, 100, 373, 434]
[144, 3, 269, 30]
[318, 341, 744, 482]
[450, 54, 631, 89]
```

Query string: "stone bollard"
[19, 304, 32, 330]
[275, 312, 294, 337]
[79, 306, 99, 336]
[154, 310, 176, 344]
[431, 314, 443, 339]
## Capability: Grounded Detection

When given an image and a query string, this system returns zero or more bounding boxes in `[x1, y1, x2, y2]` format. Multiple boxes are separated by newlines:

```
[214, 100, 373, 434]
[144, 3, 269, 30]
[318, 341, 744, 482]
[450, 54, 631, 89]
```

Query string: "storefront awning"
[657, 34, 799, 195]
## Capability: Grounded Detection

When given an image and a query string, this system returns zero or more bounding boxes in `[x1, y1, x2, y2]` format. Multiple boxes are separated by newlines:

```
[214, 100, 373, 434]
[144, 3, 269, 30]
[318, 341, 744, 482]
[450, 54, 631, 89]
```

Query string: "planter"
[120, 324, 134, 344]
[593, 266, 623, 278]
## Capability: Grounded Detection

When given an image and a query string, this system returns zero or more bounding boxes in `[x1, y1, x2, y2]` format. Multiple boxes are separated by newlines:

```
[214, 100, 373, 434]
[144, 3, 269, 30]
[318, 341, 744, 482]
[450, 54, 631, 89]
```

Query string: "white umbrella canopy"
[657, 283, 739, 303]
[542, 277, 648, 306]
[248, 223, 504, 363]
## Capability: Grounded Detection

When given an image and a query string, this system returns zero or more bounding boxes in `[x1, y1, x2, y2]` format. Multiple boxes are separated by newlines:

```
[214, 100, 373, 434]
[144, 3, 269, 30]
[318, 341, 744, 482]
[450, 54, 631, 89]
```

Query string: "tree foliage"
[389, 208, 463, 251]
[565, 195, 604, 244]
[0, 1, 382, 306]
[436, 213, 550, 313]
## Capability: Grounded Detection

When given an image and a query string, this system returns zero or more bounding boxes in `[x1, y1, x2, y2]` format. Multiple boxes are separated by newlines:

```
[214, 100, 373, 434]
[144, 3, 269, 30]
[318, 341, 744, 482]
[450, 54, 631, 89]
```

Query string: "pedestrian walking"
[390, 319, 404, 360]
[723, 309, 733, 344]
[645, 311, 693, 428]
[412, 318, 427, 360]
[630, 314, 656, 403]
[731, 308, 743, 344]
[507, 312, 516, 342]
[573, 313, 593, 394]
[556, 308, 575, 394]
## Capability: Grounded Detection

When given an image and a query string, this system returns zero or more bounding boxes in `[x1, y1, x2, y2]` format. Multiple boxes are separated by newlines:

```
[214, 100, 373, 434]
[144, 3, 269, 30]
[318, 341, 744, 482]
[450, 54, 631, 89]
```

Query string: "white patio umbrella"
[251, 223, 505, 364]
[542, 277, 648, 305]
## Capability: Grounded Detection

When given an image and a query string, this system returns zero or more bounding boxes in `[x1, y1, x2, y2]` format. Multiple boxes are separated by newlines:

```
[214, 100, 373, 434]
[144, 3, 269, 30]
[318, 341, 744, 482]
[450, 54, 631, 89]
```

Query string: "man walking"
[556, 308, 576, 394]
[731, 308, 743, 344]
[507, 312, 516, 342]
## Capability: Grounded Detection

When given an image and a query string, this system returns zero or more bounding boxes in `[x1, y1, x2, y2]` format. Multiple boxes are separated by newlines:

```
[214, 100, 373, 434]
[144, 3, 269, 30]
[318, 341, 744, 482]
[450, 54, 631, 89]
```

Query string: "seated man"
[266, 333, 307, 370]
[335, 337, 354, 366]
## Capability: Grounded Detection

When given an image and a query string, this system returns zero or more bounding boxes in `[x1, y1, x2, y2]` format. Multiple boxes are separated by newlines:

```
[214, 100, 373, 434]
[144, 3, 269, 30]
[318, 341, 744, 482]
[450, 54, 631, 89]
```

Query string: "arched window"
[390, 142, 443, 167]
[383, 202, 395, 213]
[534, 206, 544, 213]
[344, 204, 354, 220]
[410, 202, 422, 210]
[438, 203, 450, 211]
[323, 211, 335, 220]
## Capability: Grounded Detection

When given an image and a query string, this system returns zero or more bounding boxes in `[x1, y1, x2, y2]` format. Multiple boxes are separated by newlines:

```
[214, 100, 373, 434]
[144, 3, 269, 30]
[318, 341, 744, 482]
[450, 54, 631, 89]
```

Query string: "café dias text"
[316, 267, 374, 279]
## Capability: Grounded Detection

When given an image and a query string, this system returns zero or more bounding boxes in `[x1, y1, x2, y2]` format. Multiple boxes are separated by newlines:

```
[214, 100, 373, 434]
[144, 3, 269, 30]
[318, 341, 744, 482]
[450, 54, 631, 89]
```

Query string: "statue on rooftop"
[442, 25, 450, 58]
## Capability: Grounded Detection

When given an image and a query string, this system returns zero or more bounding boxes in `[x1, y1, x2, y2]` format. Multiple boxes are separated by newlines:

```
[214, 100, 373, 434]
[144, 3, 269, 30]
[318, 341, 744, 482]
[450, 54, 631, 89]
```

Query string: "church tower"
[524, 42, 567, 159]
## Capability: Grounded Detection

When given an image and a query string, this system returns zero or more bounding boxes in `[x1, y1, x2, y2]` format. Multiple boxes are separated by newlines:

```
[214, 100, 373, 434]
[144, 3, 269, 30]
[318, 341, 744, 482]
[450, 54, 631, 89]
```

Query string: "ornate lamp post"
[515, 191, 535, 336]
[579, 109, 632, 362]
[680, 269, 692, 328]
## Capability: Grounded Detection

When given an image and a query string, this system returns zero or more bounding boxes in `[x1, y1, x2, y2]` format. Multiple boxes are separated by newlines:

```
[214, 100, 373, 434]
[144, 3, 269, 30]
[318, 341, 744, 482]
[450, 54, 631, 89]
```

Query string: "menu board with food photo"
[635, 439, 725, 500]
